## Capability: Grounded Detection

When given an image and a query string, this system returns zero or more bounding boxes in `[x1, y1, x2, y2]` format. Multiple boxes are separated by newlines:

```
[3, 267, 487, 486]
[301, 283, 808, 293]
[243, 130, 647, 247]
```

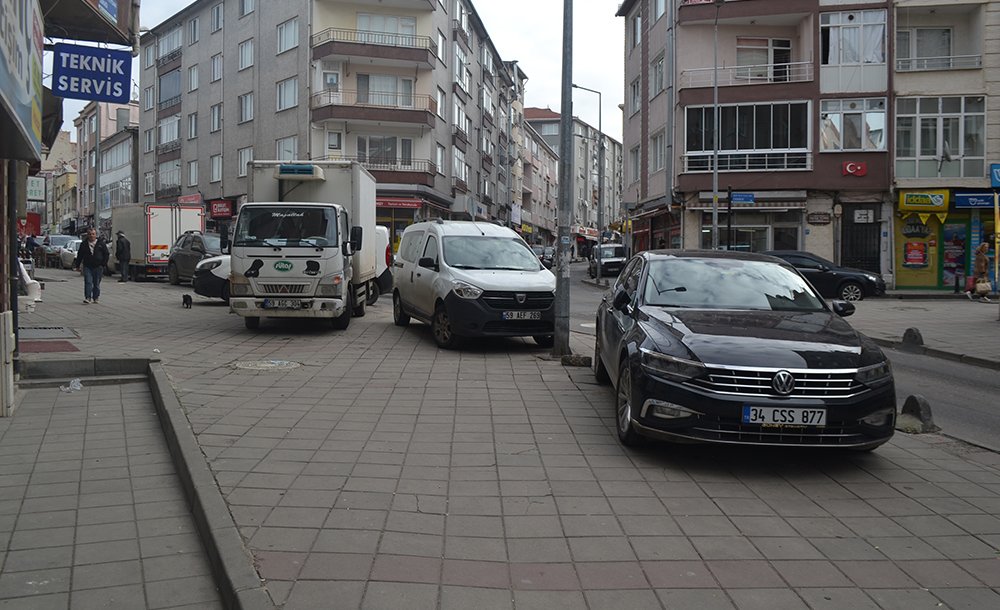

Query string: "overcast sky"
[59, 0, 625, 141]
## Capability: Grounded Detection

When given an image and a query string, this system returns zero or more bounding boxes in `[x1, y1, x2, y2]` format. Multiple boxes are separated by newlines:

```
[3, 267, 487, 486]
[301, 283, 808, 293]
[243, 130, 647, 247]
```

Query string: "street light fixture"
[711, 0, 725, 250]
[571, 83, 604, 282]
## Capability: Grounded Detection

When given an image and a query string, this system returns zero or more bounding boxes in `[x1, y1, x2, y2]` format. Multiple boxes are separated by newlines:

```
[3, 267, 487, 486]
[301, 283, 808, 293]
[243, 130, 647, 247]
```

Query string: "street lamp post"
[711, 0, 724, 250]
[572, 83, 604, 282]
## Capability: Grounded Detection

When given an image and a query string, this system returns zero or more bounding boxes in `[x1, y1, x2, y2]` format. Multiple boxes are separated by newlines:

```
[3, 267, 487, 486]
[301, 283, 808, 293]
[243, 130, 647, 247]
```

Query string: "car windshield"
[203, 235, 221, 252]
[50, 235, 73, 247]
[643, 258, 826, 312]
[233, 207, 337, 247]
[531, 245, 544, 255]
[543, 247, 555, 256]
[67, 240, 81, 252]
[598, 245, 626, 258]
[443, 236, 541, 271]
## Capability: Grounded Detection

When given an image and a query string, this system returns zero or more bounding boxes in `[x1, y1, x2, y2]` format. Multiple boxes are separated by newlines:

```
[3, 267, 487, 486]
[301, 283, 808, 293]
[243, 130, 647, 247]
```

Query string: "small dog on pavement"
[182, 294, 193, 309]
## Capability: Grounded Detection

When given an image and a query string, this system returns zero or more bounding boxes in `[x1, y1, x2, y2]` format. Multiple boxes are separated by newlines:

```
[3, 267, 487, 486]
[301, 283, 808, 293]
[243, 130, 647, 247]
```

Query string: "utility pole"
[553, 0, 573, 357]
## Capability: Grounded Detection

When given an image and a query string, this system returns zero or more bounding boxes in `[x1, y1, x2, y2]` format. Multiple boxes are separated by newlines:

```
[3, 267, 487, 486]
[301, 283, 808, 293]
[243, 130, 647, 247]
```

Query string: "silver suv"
[391, 220, 556, 349]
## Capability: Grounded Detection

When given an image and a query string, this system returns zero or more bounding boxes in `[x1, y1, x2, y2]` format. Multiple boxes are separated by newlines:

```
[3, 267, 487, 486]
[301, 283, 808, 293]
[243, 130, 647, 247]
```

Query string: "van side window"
[398, 231, 424, 263]
[422, 235, 438, 265]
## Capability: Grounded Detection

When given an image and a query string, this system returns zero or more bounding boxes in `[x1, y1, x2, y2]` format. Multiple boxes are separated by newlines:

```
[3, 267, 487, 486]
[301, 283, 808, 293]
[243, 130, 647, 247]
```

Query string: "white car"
[368, 225, 393, 305]
[60, 239, 82, 269]
[192, 254, 230, 302]
[391, 220, 556, 349]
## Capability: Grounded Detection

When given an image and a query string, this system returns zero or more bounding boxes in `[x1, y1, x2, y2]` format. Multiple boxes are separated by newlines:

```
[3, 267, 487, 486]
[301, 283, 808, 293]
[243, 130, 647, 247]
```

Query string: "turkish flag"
[842, 162, 868, 176]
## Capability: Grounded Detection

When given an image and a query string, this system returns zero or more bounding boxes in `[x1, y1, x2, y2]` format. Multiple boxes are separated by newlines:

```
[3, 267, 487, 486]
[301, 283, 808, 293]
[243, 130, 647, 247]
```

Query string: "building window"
[238, 39, 253, 70]
[211, 3, 223, 32]
[158, 160, 180, 189]
[436, 144, 446, 174]
[454, 44, 469, 92]
[89, 115, 96, 132]
[188, 17, 200, 44]
[144, 172, 154, 195]
[651, 131, 665, 171]
[821, 10, 886, 66]
[357, 73, 413, 107]
[276, 77, 298, 111]
[437, 32, 446, 63]
[326, 131, 342, 152]
[188, 161, 198, 186]
[143, 86, 154, 111]
[144, 45, 155, 68]
[188, 65, 199, 91]
[437, 87, 446, 118]
[158, 70, 181, 106]
[651, 55, 664, 96]
[210, 155, 222, 182]
[685, 101, 810, 172]
[158, 115, 180, 144]
[629, 146, 640, 183]
[277, 18, 298, 54]
[237, 147, 253, 177]
[157, 27, 182, 58]
[210, 104, 222, 132]
[630, 14, 641, 49]
[453, 147, 467, 182]
[654, 0, 665, 21]
[211, 54, 223, 81]
[276, 136, 297, 160]
[896, 28, 955, 71]
[736, 38, 792, 82]
[629, 78, 641, 115]
[239, 93, 254, 123]
[143, 129, 155, 153]
[820, 98, 885, 152]
[357, 135, 413, 167]
[357, 13, 416, 45]
[239, 0, 254, 17]
[895, 95, 985, 179]
[188, 113, 198, 139]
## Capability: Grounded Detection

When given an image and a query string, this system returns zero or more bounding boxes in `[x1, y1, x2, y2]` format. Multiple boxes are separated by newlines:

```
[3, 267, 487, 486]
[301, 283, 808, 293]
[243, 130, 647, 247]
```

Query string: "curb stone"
[870, 336, 1000, 371]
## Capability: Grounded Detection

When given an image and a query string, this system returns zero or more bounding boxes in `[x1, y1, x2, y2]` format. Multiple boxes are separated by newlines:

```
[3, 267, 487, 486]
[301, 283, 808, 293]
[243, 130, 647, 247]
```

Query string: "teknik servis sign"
[52, 43, 131, 104]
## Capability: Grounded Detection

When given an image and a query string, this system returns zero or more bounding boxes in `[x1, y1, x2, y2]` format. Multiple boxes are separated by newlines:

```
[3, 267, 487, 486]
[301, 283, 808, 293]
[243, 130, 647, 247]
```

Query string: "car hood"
[448, 267, 556, 292]
[638, 307, 884, 369]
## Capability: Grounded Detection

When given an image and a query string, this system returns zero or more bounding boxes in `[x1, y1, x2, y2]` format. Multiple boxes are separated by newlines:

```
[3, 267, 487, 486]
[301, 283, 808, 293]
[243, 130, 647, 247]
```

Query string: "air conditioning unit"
[274, 164, 325, 182]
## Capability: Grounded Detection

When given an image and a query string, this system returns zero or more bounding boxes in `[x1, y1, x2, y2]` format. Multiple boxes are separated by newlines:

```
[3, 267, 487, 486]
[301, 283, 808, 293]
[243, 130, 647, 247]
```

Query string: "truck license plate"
[502, 311, 541, 320]
[742, 406, 826, 427]
[263, 298, 301, 309]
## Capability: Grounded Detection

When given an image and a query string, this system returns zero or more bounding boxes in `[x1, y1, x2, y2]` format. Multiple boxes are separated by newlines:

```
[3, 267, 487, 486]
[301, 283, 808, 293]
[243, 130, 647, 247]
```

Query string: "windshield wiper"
[491, 266, 532, 271]
[649, 275, 687, 295]
[299, 239, 325, 250]
[262, 239, 283, 250]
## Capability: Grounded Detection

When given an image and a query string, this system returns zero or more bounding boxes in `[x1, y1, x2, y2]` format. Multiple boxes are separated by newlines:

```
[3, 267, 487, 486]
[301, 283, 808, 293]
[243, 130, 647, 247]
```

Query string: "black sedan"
[763, 250, 885, 301]
[594, 251, 896, 450]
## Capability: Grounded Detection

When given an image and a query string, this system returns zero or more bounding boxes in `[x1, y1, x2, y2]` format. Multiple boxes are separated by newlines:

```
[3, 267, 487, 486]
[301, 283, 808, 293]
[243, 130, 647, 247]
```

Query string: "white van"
[392, 220, 556, 349]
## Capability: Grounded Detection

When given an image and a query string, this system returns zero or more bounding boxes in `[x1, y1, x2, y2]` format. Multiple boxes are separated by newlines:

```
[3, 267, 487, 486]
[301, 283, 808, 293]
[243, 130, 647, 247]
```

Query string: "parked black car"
[763, 250, 885, 301]
[168, 231, 222, 284]
[594, 251, 896, 450]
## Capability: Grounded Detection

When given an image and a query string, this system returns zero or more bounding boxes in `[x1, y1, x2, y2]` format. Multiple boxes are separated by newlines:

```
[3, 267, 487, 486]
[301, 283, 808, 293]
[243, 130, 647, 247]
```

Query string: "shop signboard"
[730, 192, 755, 204]
[806, 212, 831, 225]
[854, 209, 875, 223]
[52, 43, 131, 104]
[177, 193, 203, 205]
[208, 199, 233, 219]
[955, 193, 994, 209]
[0, 0, 43, 160]
[903, 242, 928, 268]
[520, 223, 533, 234]
[26, 176, 46, 202]
[899, 190, 949, 213]
[990, 164, 1000, 188]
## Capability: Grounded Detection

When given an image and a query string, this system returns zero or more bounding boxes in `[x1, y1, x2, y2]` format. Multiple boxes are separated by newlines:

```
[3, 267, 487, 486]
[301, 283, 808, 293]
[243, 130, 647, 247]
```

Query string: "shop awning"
[377, 197, 423, 209]
[41, 0, 135, 46]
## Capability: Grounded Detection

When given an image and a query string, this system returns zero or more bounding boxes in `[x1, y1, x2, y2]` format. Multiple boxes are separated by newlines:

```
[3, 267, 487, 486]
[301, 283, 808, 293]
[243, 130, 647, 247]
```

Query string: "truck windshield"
[233, 207, 338, 248]
[442, 236, 541, 271]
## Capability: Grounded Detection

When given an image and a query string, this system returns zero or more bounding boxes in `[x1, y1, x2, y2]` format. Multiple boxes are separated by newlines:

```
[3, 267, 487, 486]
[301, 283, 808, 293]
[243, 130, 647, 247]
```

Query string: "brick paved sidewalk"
[0, 383, 222, 609]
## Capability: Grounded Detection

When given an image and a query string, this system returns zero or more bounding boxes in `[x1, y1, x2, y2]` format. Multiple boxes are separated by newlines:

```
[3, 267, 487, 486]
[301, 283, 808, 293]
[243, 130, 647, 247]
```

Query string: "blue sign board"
[955, 193, 996, 209]
[991, 164, 1000, 188]
[730, 192, 755, 204]
[52, 43, 131, 104]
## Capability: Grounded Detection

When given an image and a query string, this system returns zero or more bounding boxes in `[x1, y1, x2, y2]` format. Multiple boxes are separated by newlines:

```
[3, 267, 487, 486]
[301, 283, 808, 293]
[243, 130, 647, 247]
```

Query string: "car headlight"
[230, 283, 252, 296]
[855, 361, 892, 386]
[864, 274, 879, 283]
[639, 348, 706, 382]
[197, 260, 222, 272]
[316, 273, 344, 297]
[452, 281, 483, 300]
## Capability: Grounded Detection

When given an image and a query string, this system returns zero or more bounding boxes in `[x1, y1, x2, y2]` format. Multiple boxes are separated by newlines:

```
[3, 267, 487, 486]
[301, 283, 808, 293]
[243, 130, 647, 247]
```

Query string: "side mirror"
[418, 257, 438, 271]
[350, 226, 363, 252]
[612, 289, 631, 312]
[831, 300, 855, 317]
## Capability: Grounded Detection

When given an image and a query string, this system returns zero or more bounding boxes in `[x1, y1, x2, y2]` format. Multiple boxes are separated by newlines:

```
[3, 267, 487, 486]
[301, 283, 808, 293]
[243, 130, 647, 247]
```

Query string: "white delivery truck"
[111, 203, 205, 280]
[226, 160, 377, 330]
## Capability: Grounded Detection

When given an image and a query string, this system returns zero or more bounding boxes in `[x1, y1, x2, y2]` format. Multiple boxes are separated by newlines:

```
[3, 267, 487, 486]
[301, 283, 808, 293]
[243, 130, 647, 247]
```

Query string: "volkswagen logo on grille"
[771, 370, 796, 396]
[515, 293, 527, 304]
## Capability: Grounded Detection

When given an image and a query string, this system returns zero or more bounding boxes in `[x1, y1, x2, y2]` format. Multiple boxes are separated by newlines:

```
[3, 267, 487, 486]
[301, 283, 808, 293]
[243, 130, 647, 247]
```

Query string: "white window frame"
[629, 146, 640, 183]
[277, 18, 298, 54]
[276, 77, 298, 111]
[211, 54, 223, 81]
[651, 131, 665, 171]
[188, 65, 199, 92]
[629, 78, 641, 115]
[238, 39, 253, 70]
[436, 144, 446, 175]
[819, 98, 886, 152]
[188, 160, 198, 186]
[144, 45, 155, 68]
[210, 155, 222, 182]
[143, 86, 154, 111]
[187, 113, 198, 139]
[143, 129, 155, 153]
[896, 27, 955, 71]
[237, 147, 253, 177]
[651, 55, 664, 97]
[210, 104, 222, 132]
[276, 136, 297, 160]
[239, 92, 254, 123]
[188, 17, 200, 44]
[821, 10, 886, 66]
[144, 171, 154, 195]
[239, 0, 254, 17]
[895, 95, 986, 179]
[326, 131, 342, 152]
[684, 101, 811, 172]
[211, 3, 223, 32]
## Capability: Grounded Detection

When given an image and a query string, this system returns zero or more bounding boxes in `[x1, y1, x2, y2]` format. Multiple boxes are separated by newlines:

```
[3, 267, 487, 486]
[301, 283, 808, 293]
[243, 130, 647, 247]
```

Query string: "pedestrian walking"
[966, 242, 992, 303]
[115, 230, 131, 282]
[73, 228, 110, 304]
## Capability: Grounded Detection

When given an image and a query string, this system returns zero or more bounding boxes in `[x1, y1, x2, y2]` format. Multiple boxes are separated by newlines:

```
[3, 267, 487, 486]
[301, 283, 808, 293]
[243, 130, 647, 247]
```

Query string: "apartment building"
[140, 0, 531, 248]
[51, 166, 79, 235]
[526, 108, 624, 257]
[518, 123, 559, 246]
[620, 0, 1000, 289]
[73, 101, 140, 234]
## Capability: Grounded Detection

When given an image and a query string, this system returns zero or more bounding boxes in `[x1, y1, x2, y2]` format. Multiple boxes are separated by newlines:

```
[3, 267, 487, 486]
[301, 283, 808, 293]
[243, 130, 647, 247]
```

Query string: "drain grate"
[232, 359, 301, 372]
[18, 326, 78, 340]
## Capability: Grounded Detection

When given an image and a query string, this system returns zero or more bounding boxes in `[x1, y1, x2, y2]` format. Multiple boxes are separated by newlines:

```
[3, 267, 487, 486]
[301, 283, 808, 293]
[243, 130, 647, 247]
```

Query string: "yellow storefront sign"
[899, 190, 949, 213]
[520, 223, 533, 234]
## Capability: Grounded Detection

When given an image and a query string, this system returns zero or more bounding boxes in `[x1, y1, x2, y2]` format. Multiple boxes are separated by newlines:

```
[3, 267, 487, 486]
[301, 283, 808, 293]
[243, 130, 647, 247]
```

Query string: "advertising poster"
[903, 242, 928, 268]
[0, 0, 44, 160]
[941, 223, 966, 287]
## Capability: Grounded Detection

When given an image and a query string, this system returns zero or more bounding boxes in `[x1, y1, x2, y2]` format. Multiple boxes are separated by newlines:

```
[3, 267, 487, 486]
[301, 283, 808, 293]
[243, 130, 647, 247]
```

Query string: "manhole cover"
[19, 326, 78, 339]
[232, 359, 301, 371]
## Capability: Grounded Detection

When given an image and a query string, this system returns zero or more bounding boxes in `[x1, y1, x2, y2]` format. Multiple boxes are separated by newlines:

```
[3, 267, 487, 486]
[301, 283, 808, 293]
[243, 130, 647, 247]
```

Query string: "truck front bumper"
[229, 296, 347, 318]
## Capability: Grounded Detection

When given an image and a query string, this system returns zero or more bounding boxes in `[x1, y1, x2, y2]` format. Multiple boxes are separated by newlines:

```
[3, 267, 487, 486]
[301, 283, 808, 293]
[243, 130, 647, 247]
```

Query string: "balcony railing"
[452, 176, 468, 192]
[684, 151, 812, 173]
[315, 155, 436, 174]
[156, 47, 182, 67]
[156, 185, 180, 198]
[680, 61, 813, 88]
[156, 140, 181, 154]
[158, 96, 181, 111]
[896, 54, 982, 72]
[310, 89, 436, 114]
[310, 27, 437, 56]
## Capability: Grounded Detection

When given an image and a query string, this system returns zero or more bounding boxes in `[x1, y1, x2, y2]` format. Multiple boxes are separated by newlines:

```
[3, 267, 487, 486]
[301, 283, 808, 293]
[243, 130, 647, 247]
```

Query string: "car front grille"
[481, 291, 554, 310]
[687, 365, 865, 399]
[256, 283, 308, 295]
[680, 416, 871, 446]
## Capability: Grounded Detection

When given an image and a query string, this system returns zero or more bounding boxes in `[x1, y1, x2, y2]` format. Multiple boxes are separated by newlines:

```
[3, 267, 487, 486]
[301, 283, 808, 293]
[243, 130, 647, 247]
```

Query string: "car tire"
[616, 360, 643, 447]
[244, 316, 260, 330]
[594, 329, 611, 384]
[533, 335, 554, 348]
[393, 291, 410, 327]
[168, 263, 180, 285]
[221, 281, 230, 304]
[332, 292, 352, 330]
[352, 285, 366, 317]
[839, 281, 864, 302]
[432, 304, 461, 349]
[366, 282, 380, 306]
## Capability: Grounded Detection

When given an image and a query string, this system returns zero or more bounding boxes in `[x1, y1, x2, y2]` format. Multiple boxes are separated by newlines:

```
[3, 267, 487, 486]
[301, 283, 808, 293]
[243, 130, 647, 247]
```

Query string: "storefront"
[572, 225, 598, 259]
[683, 192, 811, 252]
[376, 197, 450, 252]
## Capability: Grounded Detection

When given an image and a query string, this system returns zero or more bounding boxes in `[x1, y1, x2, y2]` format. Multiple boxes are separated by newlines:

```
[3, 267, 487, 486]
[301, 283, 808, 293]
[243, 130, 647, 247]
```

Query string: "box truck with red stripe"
[110, 203, 205, 280]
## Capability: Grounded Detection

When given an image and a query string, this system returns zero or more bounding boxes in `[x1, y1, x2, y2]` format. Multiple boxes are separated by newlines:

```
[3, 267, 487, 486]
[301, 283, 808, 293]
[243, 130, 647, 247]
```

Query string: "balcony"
[452, 20, 470, 48]
[680, 62, 813, 88]
[158, 96, 181, 112]
[452, 176, 469, 193]
[311, 27, 437, 70]
[156, 140, 181, 155]
[156, 185, 180, 199]
[896, 54, 981, 72]
[310, 89, 437, 127]
[451, 124, 469, 152]
[683, 151, 812, 173]
[317, 156, 437, 187]
[156, 47, 182, 70]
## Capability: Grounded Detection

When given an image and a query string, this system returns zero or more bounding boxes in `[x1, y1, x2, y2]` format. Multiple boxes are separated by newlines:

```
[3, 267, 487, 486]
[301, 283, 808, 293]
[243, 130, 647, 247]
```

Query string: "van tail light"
[385, 244, 392, 268]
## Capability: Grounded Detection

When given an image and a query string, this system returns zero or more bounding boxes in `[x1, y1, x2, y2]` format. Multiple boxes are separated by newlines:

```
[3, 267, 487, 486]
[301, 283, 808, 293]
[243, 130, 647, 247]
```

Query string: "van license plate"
[263, 299, 301, 309]
[503, 311, 541, 320]
[742, 406, 826, 426]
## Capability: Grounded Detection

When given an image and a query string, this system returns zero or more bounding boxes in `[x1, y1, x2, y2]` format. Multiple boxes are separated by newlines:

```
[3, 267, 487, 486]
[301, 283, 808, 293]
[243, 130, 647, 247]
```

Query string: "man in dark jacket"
[115, 230, 131, 282]
[73, 228, 110, 304]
